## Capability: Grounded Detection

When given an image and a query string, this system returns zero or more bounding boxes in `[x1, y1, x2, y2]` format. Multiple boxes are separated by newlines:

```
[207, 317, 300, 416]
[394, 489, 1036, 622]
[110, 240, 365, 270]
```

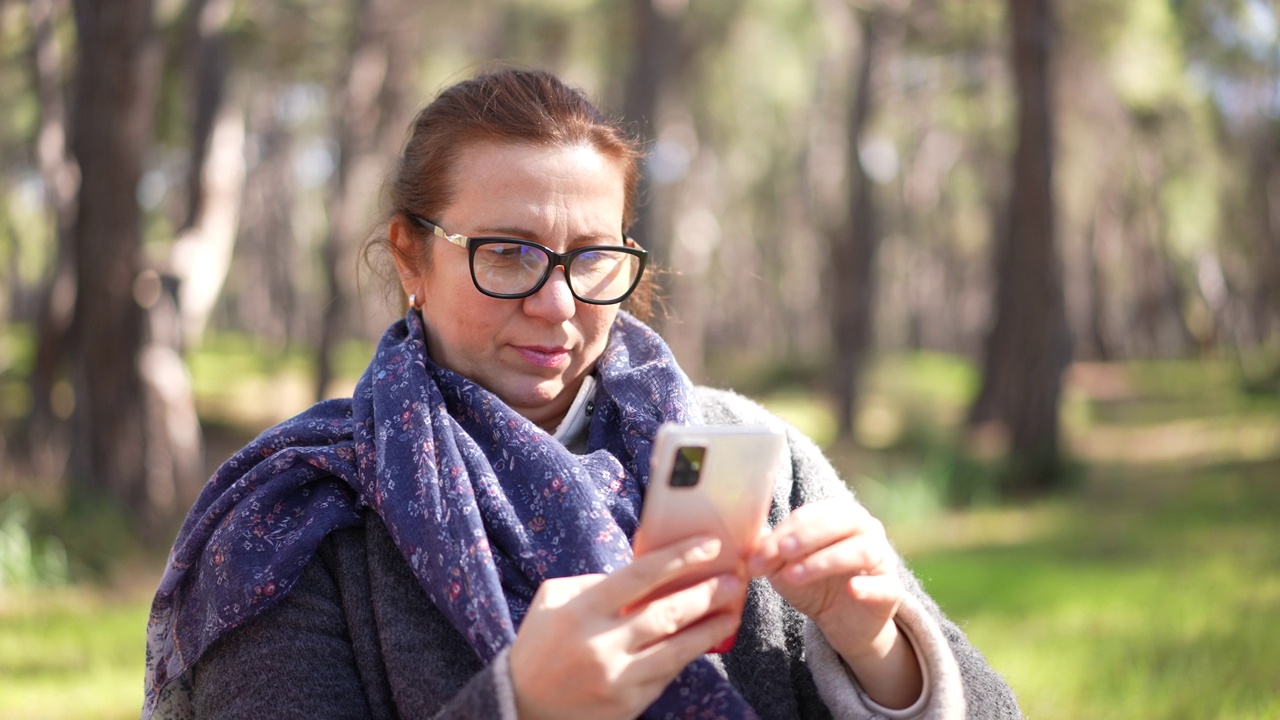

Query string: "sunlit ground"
[762, 356, 1280, 719]
[897, 463, 1280, 720]
[1, 345, 1278, 719]
[0, 578, 153, 720]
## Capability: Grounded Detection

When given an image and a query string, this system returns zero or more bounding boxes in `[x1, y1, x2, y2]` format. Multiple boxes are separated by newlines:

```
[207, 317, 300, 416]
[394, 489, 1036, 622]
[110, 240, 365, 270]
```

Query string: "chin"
[500, 380, 568, 412]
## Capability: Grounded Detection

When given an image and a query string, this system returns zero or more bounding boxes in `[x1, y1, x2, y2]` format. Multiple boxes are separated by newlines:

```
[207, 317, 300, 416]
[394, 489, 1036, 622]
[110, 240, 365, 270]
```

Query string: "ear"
[388, 215, 424, 301]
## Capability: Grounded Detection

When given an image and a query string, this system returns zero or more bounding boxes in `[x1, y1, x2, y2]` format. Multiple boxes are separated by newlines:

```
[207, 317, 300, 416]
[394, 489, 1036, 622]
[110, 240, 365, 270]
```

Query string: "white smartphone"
[633, 422, 786, 580]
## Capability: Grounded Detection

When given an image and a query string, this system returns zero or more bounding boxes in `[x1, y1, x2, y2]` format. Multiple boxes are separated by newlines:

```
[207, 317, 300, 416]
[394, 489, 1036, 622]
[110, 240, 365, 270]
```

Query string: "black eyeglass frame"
[408, 214, 648, 305]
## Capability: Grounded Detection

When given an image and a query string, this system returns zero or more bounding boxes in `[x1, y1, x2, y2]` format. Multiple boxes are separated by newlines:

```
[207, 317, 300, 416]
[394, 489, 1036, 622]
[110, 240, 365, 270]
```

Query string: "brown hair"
[373, 67, 655, 320]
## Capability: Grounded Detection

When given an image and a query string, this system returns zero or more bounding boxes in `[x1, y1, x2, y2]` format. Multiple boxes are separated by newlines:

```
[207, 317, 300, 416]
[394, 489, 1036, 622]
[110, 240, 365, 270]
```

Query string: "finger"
[745, 523, 775, 575]
[532, 573, 608, 611]
[750, 506, 831, 578]
[595, 536, 724, 611]
[625, 573, 745, 651]
[623, 609, 742, 686]
[776, 534, 895, 586]
[753, 500, 882, 572]
[848, 573, 906, 608]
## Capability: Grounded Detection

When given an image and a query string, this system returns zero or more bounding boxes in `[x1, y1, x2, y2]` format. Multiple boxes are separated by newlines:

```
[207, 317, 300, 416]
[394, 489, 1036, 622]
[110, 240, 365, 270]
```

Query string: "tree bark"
[67, 0, 162, 520]
[168, 0, 243, 346]
[23, 0, 79, 473]
[829, 11, 884, 441]
[621, 1, 744, 366]
[621, 0, 684, 270]
[1081, 204, 1113, 361]
[1250, 134, 1280, 349]
[315, 0, 418, 401]
[234, 86, 300, 345]
[967, 0, 1070, 491]
[177, 0, 227, 230]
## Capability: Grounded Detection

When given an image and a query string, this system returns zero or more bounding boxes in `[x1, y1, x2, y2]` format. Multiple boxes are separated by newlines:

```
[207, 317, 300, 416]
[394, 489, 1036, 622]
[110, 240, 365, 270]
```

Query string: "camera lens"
[670, 445, 705, 487]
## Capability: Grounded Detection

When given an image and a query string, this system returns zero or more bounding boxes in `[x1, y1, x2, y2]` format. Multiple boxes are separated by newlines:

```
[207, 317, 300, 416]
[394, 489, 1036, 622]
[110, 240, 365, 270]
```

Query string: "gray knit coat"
[168, 389, 1022, 719]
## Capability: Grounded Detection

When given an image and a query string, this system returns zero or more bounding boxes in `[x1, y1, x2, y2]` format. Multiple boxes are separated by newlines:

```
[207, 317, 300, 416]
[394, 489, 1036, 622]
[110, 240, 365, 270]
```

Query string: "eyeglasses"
[408, 214, 648, 305]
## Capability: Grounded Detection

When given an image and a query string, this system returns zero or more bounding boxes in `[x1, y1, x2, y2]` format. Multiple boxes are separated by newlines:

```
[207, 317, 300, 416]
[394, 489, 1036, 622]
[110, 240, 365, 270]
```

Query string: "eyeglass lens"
[472, 241, 641, 302]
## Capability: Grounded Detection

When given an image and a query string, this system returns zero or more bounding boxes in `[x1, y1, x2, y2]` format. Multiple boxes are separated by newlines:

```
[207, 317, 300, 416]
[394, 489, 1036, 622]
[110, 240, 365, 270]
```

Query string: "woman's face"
[393, 141, 628, 431]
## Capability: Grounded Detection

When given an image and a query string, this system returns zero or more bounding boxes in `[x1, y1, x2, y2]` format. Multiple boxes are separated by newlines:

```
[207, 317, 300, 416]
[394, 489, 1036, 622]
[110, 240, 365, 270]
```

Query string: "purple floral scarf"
[143, 309, 756, 719]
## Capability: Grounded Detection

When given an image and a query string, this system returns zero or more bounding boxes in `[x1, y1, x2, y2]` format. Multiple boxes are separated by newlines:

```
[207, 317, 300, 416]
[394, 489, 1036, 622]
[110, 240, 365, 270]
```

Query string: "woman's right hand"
[507, 536, 747, 720]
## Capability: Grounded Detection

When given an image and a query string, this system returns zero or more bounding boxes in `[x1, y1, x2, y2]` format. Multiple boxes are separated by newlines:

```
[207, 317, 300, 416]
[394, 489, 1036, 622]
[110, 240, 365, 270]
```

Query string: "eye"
[573, 250, 613, 271]
[475, 242, 526, 264]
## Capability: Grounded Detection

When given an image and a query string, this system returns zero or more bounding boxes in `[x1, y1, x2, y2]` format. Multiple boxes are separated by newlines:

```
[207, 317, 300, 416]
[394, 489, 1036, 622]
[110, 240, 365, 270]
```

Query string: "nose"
[522, 266, 576, 322]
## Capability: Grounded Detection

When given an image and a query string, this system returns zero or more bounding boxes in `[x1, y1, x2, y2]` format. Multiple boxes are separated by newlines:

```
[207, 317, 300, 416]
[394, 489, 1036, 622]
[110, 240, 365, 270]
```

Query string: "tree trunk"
[1251, 135, 1280, 349]
[1126, 147, 1196, 357]
[23, 0, 79, 474]
[967, 0, 1070, 491]
[621, 0, 684, 270]
[169, 0, 243, 346]
[67, 0, 162, 522]
[234, 86, 300, 345]
[315, 0, 418, 401]
[620, 2, 741, 367]
[829, 11, 884, 441]
[1081, 204, 1113, 361]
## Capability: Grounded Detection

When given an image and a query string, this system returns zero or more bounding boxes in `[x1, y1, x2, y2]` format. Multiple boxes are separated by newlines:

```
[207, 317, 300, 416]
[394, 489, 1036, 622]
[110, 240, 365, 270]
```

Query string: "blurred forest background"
[1, 0, 1278, 718]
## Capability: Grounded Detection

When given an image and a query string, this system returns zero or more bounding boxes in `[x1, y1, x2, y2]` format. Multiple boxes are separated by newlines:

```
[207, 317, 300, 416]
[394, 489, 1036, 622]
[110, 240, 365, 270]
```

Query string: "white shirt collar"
[551, 375, 597, 449]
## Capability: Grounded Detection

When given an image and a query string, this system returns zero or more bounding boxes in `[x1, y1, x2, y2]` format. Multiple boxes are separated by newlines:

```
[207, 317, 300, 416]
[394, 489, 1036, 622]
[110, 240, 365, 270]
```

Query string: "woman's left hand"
[748, 497, 903, 658]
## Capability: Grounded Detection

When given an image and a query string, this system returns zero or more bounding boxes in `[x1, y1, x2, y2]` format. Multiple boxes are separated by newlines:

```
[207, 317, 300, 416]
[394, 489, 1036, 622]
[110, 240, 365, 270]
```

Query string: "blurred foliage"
[0, 497, 67, 591]
[1, 0, 1277, 517]
[6, 0, 1277, 367]
[0, 324, 34, 421]
[758, 347, 1279, 511]
[0, 489, 142, 587]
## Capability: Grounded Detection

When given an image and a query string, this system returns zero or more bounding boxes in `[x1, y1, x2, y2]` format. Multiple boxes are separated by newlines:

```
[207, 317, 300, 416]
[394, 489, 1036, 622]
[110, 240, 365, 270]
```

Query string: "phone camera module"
[670, 445, 705, 487]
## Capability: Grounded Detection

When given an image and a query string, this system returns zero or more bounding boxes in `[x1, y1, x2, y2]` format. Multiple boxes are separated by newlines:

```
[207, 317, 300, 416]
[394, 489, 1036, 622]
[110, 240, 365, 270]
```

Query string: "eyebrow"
[471, 225, 621, 244]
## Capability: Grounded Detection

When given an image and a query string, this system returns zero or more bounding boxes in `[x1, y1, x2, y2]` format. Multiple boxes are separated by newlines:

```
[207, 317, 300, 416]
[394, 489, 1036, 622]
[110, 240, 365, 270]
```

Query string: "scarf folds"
[144, 310, 756, 720]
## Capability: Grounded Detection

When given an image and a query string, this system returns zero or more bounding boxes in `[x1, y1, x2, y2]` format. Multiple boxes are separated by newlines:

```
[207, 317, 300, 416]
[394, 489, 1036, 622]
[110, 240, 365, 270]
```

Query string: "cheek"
[580, 307, 619, 352]
[421, 272, 503, 360]
[433, 298, 504, 351]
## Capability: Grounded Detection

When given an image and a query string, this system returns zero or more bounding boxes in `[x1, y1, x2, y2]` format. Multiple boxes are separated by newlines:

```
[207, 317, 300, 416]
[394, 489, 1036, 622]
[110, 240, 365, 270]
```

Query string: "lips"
[512, 345, 572, 368]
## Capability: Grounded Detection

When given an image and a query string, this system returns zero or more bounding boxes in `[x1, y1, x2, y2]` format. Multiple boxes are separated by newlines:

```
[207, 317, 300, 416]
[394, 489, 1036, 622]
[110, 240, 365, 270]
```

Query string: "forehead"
[437, 140, 632, 245]
[451, 141, 624, 199]
[440, 141, 628, 243]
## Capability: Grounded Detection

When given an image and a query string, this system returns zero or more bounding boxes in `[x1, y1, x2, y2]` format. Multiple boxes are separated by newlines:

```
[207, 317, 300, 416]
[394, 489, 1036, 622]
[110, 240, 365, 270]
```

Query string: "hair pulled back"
[377, 67, 653, 318]
[389, 68, 643, 227]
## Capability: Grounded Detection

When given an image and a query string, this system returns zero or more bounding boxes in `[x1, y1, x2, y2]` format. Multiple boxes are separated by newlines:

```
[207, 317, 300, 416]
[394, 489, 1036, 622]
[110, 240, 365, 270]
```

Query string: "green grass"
[0, 587, 150, 720]
[899, 463, 1280, 719]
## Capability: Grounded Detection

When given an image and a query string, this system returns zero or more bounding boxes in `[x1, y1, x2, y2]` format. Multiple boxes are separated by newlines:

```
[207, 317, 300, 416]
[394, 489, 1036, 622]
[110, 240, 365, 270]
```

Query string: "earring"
[408, 293, 418, 309]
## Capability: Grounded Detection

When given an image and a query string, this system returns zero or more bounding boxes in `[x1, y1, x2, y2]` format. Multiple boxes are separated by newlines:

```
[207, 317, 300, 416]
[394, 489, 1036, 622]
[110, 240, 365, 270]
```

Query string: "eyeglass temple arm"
[411, 214, 468, 250]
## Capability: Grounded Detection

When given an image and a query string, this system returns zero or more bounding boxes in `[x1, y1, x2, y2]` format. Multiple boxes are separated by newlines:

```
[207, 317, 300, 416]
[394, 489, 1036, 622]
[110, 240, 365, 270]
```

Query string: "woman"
[144, 68, 1021, 719]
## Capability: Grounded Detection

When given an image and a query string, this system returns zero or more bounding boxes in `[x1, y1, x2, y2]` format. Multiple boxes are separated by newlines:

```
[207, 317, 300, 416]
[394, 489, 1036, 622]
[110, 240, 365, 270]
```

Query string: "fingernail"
[695, 537, 722, 558]
[747, 555, 766, 576]
[780, 536, 799, 557]
[719, 574, 742, 593]
[786, 563, 806, 581]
